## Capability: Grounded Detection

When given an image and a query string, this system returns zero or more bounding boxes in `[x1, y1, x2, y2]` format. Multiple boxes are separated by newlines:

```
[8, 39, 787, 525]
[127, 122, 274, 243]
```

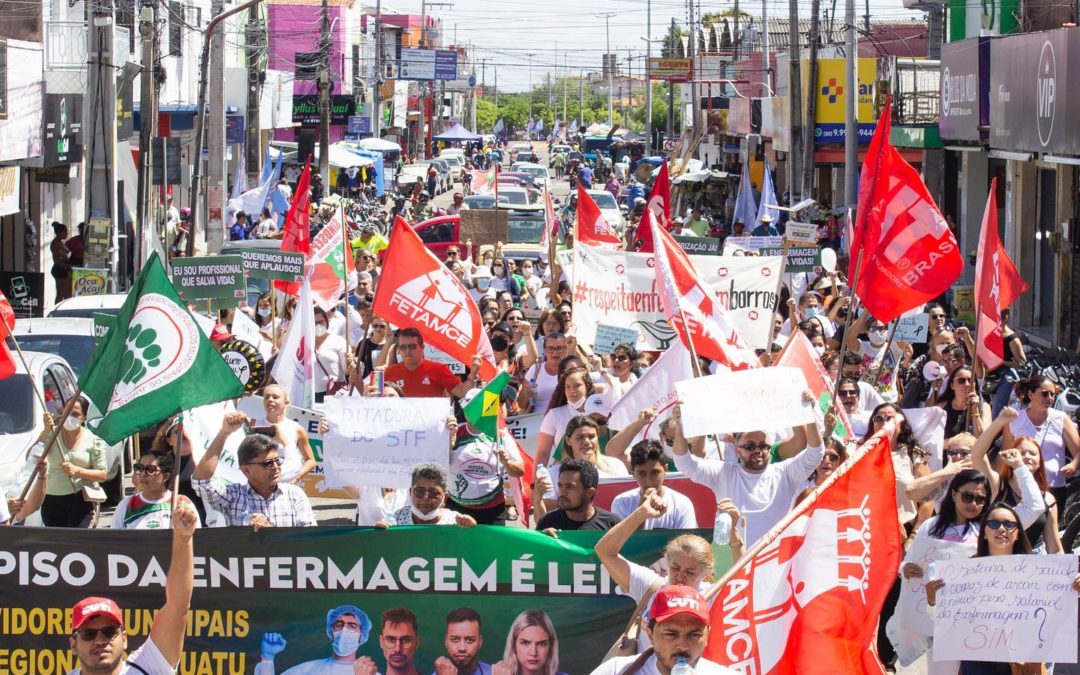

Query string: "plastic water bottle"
[534, 464, 552, 499]
[671, 657, 694, 675]
[713, 515, 732, 546]
[926, 561, 937, 580]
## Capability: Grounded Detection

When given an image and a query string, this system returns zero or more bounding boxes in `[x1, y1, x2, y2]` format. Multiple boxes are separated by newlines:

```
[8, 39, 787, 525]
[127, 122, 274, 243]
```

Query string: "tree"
[476, 98, 498, 133]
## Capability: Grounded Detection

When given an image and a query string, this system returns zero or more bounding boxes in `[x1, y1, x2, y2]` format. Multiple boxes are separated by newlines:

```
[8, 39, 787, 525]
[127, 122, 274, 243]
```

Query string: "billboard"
[805, 58, 877, 144]
[399, 48, 458, 81]
[939, 38, 988, 142]
[647, 57, 693, 82]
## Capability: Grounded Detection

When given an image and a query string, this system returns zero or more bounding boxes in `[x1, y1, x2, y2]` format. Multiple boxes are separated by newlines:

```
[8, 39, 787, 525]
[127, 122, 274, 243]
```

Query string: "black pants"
[446, 498, 507, 526]
[41, 492, 98, 528]
[876, 571, 903, 669]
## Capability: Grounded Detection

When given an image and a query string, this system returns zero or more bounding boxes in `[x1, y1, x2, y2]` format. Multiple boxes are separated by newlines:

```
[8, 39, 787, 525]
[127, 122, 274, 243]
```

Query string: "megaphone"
[923, 360, 945, 382]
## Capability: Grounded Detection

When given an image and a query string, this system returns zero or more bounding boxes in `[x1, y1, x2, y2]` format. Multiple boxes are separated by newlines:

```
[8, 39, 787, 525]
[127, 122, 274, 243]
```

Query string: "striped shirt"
[191, 478, 317, 527]
[110, 492, 201, 530]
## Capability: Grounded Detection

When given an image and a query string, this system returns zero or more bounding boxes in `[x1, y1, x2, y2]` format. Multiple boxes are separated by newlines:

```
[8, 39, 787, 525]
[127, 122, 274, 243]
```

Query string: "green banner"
[239, 249, 306, 282]
[760, 245, 822, 273]
[92, 312, 115, 348]
[0, 526, 714, 674]
[170, 255, 246, 301]
[673, 235, 721, 256]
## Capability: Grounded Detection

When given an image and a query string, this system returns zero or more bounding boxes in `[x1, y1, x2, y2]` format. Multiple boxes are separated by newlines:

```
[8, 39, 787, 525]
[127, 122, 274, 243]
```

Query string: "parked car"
[396, 164, 430, 195]
[0, 351, 130, 506]
[586, 189, 626, 231]
[48, 294, 128, 319]
[511, 162, 551, 190]
[440, 154, 465, 181]
[10, 317, 98, 377]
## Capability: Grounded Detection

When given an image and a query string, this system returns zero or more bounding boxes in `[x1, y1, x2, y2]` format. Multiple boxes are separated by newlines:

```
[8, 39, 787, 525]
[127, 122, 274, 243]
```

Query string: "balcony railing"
[45, 21, 133, 71]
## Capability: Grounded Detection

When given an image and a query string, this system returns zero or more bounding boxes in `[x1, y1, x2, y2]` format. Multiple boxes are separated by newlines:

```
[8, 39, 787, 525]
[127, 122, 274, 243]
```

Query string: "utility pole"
[245, 7, 263, 186]
[864, 0, 870, 32]
[318, 0, 330, 196]
[527, 52, 535, 124]
[666, 19, 675, 143]
[761, 0, 770, 93]
[787, 0, 803, 201]
[599, 13, 617, 126]
[645, 0, 652, 154]
[626, 50, 634, 125]
[802, 0, 821, 198]
[494, 65, 498, 106]
[563, 54, 568, 136]
[206, 0, 226, 255]
[136, 0, 158, 270]
[843, 0, 857, 205]
[371, 0, 382, 140]
[579, 70, 584, 131]
[85, 0, 118, 285]
[686, 0, 696, 133]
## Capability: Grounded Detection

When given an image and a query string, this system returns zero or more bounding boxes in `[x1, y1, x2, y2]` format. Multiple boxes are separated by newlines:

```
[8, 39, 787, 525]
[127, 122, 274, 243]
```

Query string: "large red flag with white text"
[633, 161, 672, 253]
[849, 100, 962, 323]
[974, 178, 1028, 370]
[650, 213, 759, 369]
[576, 183, 621, 246]
[0, 289, 17, 378]
[274, 159, 312, 296]
[705, 430, 902, 674]
[373, 217, 497, 380]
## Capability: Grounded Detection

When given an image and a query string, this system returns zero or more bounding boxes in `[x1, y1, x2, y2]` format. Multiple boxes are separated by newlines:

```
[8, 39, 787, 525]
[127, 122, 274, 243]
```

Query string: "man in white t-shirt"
[670, 402, 824, 546]
[67, 504, 197, 675]
[588, 585, 739, 675]
[611, 440, 696, 529]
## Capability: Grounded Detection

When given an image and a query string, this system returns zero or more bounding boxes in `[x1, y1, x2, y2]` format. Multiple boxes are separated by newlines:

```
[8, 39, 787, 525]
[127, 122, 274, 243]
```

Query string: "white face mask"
[804, 307, 821, 319]
[868, 330, 887, 346]
[315, 324, 328, 338]
[410, 504, 441, 521]
[476, 278, 491, 291]
[814, 345, 826, 357]
[522, 268, 533, 278]
[331, 629, 362, 657]
[63, 416, 82, 431]
[257, 307, 271, 318]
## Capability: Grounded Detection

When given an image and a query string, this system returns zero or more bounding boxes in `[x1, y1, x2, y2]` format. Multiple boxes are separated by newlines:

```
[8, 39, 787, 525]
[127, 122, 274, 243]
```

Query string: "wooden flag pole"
[170, 412, 184, 518]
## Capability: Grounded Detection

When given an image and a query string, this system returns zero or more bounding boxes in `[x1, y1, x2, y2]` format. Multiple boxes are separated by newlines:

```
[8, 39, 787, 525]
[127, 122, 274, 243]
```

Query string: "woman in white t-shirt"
[1003, 374, 1080, 504]
[535, 367, 594, 466]
[603, 343, 639, 404]
[112, 451, 201, 530]
[595, 491, 739, 653]
[312, 306, 348, 402]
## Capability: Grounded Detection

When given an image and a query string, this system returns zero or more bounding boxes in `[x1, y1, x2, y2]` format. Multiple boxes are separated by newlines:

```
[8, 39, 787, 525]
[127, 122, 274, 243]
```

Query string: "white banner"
[503, 412, 545, 460]
[184, 402, 248, 486]
[897, 536, 976, 637]
[933, 555, 1079, 664]
[608, 341, 695, 443]
[321, 397, 452, 488]
[571, 245, 781, 351]
[676, 366, 812, 436]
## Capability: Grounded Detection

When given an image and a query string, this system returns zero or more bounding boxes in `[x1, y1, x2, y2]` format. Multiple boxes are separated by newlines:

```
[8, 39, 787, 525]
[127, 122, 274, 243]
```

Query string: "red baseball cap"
[649, 585, 709, 625]
[210, 324, 233, 342]
[72, 597, 123, 630]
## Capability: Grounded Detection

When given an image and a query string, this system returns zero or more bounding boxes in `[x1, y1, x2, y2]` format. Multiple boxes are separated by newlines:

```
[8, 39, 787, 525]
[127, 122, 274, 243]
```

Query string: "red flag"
[705, 430, 903, 674]
[633, 161, 672, 253]
[274, 160, 312, 296]
[777, 331, 854, 441]
[373, 216, 497, 380]
[974, 178, 1028, 370]
[849, 100, 962, 323]
[0, 289, 16, 379]
[650, 213, 759, 369]
[576, 183, 621, 246]
[500, 421, 535, 519]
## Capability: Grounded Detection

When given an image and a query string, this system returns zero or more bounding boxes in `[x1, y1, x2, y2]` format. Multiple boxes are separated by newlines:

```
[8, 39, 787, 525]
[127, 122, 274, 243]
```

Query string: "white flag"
[271, 277, 316, 409]
[608, 341, 695, 444]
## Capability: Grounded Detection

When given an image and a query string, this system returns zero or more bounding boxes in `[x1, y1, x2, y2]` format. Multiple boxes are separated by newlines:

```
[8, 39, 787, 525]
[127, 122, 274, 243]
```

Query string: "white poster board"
[933, 555, 1079, 664]
[675, 366, 813, 436]
[895, 313, 931, 344]
[784, 221, 818, 245]
[503, 412, 545, 460]
[321, 397, 452, 488]
[593, 324, 640, 355]
[897, 536, 976, 637]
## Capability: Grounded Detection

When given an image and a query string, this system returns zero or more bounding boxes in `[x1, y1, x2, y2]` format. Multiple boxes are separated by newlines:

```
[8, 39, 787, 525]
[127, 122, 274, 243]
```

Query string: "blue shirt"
[579, 166, 594, 188]
[751, 223, 779, 237]
[229, 222, 248, 240]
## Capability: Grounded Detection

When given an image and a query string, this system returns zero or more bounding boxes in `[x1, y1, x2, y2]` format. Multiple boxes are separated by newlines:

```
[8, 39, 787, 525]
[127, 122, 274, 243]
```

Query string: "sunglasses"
[612, 354, 631, 362]
[247, 457, 283, 470]
[1038, 390, 1056, 399]
[985, 518, 1018, 531]
[663, 437, 674, 448]
[957, 491, 987, 506]
[75, 626, 123, 641]
[397, 343, 420, 351]
[839, 390, 859, 398]
[822, 452, 841, 462]
[133, 464, 163, 476]
[953, 377, 973, 385]
[447, 250, 460, 256]
[944, 356, 965, 365]
[738, 442, 771, 452]
[411, 487, 444, 500]
[872, 415, 893, 425]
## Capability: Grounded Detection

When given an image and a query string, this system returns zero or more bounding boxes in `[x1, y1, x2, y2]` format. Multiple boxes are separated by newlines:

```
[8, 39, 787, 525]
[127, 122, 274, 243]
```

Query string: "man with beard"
[433, 608, 490, 675]
[379, 608, 423, 675]
[66, 505, 197, 674]
[536, 459, 621, 532]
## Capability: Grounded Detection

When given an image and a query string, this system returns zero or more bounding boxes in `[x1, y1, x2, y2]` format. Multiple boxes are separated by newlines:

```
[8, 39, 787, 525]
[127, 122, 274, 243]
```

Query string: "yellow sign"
[647, 58, 693, 82]
[803, 59, 877, 143]
[72, 268, 108, 297]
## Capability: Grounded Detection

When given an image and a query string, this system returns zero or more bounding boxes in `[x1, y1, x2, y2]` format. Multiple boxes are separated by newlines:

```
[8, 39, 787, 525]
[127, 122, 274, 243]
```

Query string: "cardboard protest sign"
[896, 536, 975, 637]
[676, 366, 813, 436]
[593, 324, 640, 355]
[572, 244, 781, 351]
[459, 209, 508, 249]
[170, 255, 246, 301]
[933, 555, 1079, 663]
[321, 397, 452, 488]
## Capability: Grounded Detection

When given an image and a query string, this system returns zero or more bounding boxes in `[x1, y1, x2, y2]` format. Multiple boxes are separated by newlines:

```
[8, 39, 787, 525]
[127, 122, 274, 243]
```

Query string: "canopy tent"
[279, 143, 376, 169]
[433, 123, 482, 142]
[673, 169, 730, 185]
[354, 137, 401, 152]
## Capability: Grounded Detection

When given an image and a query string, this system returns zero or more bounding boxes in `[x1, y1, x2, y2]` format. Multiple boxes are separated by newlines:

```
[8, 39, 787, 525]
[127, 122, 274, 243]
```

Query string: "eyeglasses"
[332, 620, 362, 632]
[946, 448, 972, 458]
[663, 437, 675, 448]
[839, 390, 859, 399]
[872, 415, 893, 425]
[930, 313, 946, 320]
[612, 354, 631, 362]
[822, 452, 841, 462]
[247, 457, 283, 470]
[545, 345, 567, 353]
[738, 442, 771, 452]
[411, 487, 444, 500]
[372, 324, 388, 330]
[446, 250, 460, 256]
[869, 326, 887, 333]
[133, 464, 163, 476]
[397, 343, 420, 351]
[953, 377, 973, 385]
[957, 491, 987, 506]
[944, 356, 965, 365]
[985, 518, 1019, 531]
[75, 626, 123, 641]
[1038, 390, 1057, 399]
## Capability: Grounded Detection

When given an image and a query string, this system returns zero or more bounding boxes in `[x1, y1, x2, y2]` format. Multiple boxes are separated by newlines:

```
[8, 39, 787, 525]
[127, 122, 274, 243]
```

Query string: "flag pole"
[675, 305, 727, 460]
[831, 248, 864, 406]
[339, 200, 352, 356]
[13, 388, 83, 505]
[170, 411, 184, 518]
[765, 237, 792, 352]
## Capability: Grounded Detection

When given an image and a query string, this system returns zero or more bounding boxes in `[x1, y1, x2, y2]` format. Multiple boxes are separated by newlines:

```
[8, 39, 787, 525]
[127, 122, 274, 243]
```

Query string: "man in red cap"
[588, 585, 737, 675]
[67, 504, 198, 674]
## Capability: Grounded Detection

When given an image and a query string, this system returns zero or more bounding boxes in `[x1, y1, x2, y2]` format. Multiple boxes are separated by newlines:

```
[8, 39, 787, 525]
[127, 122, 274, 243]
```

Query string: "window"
[41, 370, 65, 417]
[0, 375, 33, 434]
[417, 222, 453, 244]
[49, 365, 78, 401]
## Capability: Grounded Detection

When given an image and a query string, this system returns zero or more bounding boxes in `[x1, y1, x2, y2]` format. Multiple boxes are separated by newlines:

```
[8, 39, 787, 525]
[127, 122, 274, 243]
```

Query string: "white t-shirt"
[274, 418, 307, 483]
[355, 487, 408, 526]
[70, 637, 175, 674]
[856, 380, 884, 412]
[673, 444, 824, 546]
[610, 486, 697, 530]
[449, 432, 521, 507]
[313, 334, 348, 393]
[539, 400, 588, 449]
[528, 363, 560, 414]
[589, 653, 738, 675]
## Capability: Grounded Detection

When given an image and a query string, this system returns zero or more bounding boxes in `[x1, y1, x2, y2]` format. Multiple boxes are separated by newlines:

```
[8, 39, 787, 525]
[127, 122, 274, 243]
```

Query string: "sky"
[378, 0, 925, 91]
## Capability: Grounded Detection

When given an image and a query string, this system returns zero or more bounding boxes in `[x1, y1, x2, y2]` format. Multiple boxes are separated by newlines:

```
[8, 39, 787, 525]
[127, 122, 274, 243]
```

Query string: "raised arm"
[594, 491, 667, 592]
[291, 427, 318, 485]
[998, 447, 1046, 529]
[149, 504, 197, 666]
[193, 412, 246, 481]
[972, 408, 1016, 499]
[605, 408, 657, 469]
[906, 459, 972, 501]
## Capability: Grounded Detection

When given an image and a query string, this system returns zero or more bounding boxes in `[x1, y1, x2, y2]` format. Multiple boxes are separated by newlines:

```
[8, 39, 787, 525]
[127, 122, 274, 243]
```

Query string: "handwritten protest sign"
[784, 221, 819, 245]
[933, 554, 1079, 663]
[897, 536, 975, 637]
[593, 324, 640, 354]
[896, 313, 931, 343]
[503, 412, 544, 459]
[675, 366, 812, 436]
[321, 397, 452, 488]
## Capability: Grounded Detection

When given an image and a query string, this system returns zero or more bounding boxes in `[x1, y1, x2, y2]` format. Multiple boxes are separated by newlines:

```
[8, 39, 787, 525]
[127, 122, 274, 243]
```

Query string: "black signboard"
[151, 137, 183, 185]
[0, 271, 45, 318]
[940, 38, 988, 142]
[292, 94, 358, 127]
[43, 94, 84, 165]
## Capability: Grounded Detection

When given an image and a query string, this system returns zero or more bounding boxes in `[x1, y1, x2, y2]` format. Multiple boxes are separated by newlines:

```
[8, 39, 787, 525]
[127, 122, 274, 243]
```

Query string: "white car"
[586, 189, 626, 231]
[495, 187, 532, 207]
[396, 164, 431, 195]
[0, 351, 130, 507]
[48, 294, 128, 319]
[12, 317, 99, 377]
[440, 154, 465, 181]
[510, 162, 551, 190]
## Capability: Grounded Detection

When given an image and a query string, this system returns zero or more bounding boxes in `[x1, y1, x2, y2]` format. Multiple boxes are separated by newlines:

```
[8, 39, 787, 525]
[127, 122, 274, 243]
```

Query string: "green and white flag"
[78, 253, 244, 444]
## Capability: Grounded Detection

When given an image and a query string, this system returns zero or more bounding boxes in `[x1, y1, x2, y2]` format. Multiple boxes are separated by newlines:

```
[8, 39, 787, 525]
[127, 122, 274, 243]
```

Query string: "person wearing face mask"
[312, 307, 349, 402]
[489, 257, 521, 303]
[520, 259, 544, 302]
[257, 605, 376, 675]
[40, 397, 108, 528]
[844, 310, 912, 402]
[377, 463, 478, 528]
[779, 291, 834, 341]
[254, 291, 278, 343]
[534, 367, 596, 467]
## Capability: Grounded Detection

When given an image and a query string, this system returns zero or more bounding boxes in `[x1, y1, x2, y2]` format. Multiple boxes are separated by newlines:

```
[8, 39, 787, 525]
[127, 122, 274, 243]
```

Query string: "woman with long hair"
[534, 367, 595, 467]
[493, 610, 568, 675]
[973, 408, 1061, 553]
[533, 308, 568, 353]
[501, 307, 538, 371]
[936, 366, 991, 438]
[603, 343, 639, 404]
[862, 403, 931, 530]
[795, 439, 848, 505]
[534, 416, 629, 520]
[39, 397, 107, 528]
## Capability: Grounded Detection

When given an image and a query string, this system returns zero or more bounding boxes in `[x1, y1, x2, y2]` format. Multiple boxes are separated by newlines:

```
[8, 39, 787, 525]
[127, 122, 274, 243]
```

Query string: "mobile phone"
[251, 425, 277, 437]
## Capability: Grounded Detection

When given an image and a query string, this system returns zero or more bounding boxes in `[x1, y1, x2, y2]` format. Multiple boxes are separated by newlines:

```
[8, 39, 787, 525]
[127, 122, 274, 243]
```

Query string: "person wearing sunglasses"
[668, 395, 824, 547]
[603, 343, 640, 404]
[377, 463, 477, 528]
[795, 439, 848, 505]
[68, 502, 197, 674]
[192, 412, 316, 529]
[111, 450, 201, 530]
[973, 408, 1063, 554]
[836, 376, 871, 438]
[844, 310, 912, 403]
[1003, 374, 1080, 515]
[936, 366, 991, 438]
